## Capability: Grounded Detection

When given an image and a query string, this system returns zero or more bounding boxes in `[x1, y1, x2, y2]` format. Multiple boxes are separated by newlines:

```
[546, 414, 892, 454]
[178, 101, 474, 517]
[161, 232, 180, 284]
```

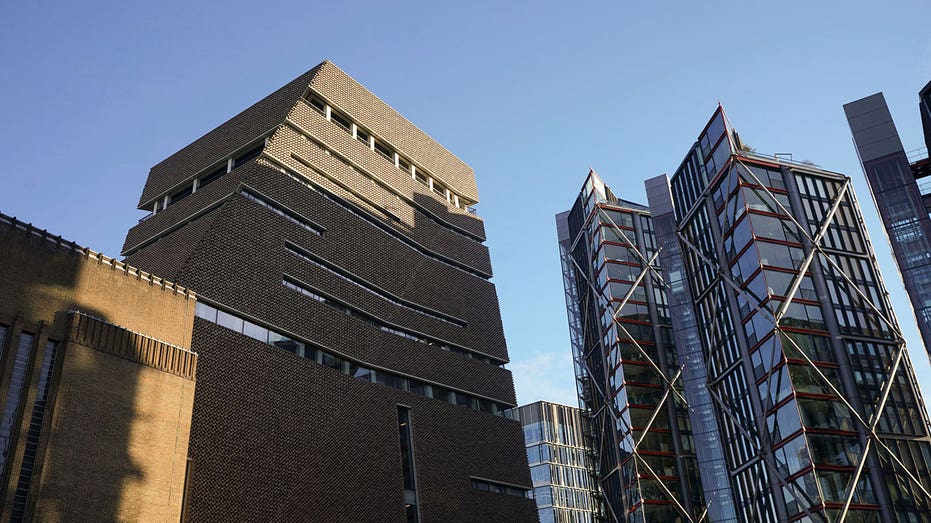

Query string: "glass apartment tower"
[845, 86, 931, 357]
[557, 172, 703, 522]
[666, 107, 931, 522]
[560, 106, 931, 522]
[509, 401, 597, 523]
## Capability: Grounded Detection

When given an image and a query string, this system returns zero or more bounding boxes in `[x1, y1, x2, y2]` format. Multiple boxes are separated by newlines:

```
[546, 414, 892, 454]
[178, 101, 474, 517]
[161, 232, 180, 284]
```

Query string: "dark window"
[374, 139, 394, 160]
[470, 478, 530, 499]
[356, 128, 369, 145]
[240, 188, 323, 236]
[199, 166, 226, 189]
[398, 407, 419, 522]
[433, 387, 452, 403]
[234, 145, 262, 168]
[330, 110, 351, 131]
[305, 95, 325, 113]
[10, 339, 57, 521]
[398, 157, 411, 172]
[196, 302, 509, 417]
[169, 185, 193, 205]
[285, 242, 466, 327]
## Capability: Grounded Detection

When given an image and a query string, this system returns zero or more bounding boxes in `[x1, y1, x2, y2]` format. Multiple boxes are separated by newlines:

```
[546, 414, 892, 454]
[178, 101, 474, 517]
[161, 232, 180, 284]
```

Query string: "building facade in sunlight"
[119, 61, 535, 521]
[508, 401, 597, 523]
[0, 213, 196, 521]
[558, 107, 931, 522]
[845, 85, 931, 358]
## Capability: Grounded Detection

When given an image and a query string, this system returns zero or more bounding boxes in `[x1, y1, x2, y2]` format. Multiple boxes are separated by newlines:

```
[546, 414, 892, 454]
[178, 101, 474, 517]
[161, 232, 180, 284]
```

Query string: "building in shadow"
[0, 212, 197, 521]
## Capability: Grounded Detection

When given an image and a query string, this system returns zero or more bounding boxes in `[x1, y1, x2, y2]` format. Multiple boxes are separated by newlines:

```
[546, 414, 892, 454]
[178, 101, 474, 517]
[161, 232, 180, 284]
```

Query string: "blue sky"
[2, 1, 931, 407]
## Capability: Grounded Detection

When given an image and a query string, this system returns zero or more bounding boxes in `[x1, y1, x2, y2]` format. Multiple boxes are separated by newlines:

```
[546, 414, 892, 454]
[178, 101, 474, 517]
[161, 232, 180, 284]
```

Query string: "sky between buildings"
[2, 1, 931, 408]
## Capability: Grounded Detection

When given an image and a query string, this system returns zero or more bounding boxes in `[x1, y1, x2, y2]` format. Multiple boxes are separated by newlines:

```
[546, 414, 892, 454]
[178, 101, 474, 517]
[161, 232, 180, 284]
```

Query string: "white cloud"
[511, 350, 579, 407]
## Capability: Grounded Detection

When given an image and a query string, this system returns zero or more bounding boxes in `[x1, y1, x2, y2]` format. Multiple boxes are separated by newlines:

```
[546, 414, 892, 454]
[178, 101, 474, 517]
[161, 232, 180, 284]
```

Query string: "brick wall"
[31, 325, 195, 521]
[0, 214, 197, 521]
[187, 320, 535, 522]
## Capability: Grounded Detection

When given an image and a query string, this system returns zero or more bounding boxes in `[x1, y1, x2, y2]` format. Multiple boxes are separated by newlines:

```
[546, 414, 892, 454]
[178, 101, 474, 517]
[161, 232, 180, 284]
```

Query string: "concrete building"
[0, 212, 197, 521]
[558, 106, 931, 522]
[508, 401, 597, 523]
[844, 87, 931, 357]
[120, 61, 535, 522]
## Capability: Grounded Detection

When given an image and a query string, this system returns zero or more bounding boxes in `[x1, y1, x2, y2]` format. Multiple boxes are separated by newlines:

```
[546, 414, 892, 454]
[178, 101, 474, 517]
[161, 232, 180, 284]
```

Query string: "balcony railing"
[738, 150, 823, 169]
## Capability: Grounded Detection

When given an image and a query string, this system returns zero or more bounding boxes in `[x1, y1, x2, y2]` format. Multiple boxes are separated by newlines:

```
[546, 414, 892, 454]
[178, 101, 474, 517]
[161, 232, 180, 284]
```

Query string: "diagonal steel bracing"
[563, 201, 696, 523]
[676, 156, 931, 522]
[731, 157, 931, 519]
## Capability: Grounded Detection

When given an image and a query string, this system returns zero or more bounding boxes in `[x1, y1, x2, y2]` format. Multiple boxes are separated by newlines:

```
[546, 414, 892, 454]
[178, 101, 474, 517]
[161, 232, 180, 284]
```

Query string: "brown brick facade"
[187, 320, 536, 522]
[0, 214, 197, 521]
[122, 61, 536, 522]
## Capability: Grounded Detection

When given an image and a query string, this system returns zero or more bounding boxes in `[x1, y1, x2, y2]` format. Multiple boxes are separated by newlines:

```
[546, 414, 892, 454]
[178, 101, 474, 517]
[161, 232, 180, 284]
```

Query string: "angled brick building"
[121, 61, 536, 522]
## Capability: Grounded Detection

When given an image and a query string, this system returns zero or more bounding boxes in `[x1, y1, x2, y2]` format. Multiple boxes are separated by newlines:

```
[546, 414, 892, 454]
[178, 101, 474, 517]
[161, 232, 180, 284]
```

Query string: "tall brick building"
[120, 61, 536, 521]
[0, 213, 197, 521]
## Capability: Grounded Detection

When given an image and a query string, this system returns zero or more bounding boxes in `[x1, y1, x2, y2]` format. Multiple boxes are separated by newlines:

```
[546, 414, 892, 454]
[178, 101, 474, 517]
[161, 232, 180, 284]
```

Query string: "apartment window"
[398, 407, 419, 523]
[414, 170, 428, 186]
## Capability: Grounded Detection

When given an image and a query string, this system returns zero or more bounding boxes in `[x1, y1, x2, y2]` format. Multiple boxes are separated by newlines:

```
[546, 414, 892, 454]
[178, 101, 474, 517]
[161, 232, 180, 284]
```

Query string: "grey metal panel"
[846, 93, 907, 162]
[644, 175, 674, 216]
[843, 92, 887, 119]
[555, 210, 571, 243]
[857, 136, 908, 163]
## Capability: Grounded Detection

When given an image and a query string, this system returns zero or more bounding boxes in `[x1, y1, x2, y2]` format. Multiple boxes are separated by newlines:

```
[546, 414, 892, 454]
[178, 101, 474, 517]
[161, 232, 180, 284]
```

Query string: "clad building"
[844, 86, 931, 357]
[508, 401, 597, 523]
[558, 106, 931, 522]
[0, 212, 197, 522]
[119, 61, 536, 522]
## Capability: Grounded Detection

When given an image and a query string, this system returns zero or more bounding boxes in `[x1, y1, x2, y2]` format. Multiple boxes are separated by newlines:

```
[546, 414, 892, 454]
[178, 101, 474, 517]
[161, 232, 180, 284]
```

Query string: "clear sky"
[2, 1, 931, 407]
